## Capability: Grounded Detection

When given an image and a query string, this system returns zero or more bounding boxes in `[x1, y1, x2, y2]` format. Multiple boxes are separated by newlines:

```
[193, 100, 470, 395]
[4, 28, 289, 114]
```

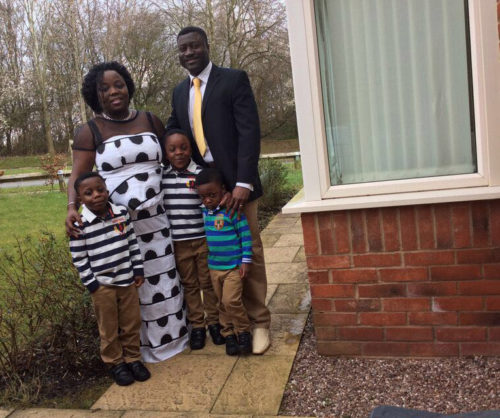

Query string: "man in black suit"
[167, 26, 271, 354]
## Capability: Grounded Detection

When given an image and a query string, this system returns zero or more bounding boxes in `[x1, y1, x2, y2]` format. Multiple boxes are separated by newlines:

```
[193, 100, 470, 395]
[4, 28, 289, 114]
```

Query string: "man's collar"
[189, 61, 212, 85]
[81, 202, 121, 222]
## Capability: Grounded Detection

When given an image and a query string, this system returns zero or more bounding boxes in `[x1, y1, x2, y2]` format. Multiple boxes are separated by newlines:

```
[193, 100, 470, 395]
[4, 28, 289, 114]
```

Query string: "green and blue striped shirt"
[202, 207, 252, 270]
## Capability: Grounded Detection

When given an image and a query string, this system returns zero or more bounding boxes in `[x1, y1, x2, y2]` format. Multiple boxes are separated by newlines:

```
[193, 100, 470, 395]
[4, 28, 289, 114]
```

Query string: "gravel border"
[279, 313, 500, 417]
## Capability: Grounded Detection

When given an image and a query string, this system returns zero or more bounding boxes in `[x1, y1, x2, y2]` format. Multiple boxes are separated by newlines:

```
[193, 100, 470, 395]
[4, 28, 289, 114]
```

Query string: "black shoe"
[190, 327, 206, 350]
[225, 334, 240, 356]
[208, 323, 225, 345]
[237, 331, 253, 355]
[127, 360, 151, 382]
[109, 362, 134, 386]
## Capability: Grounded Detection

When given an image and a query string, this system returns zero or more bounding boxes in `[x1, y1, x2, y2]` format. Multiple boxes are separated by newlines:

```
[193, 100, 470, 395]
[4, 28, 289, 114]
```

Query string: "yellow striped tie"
[192, 77, 206, 156]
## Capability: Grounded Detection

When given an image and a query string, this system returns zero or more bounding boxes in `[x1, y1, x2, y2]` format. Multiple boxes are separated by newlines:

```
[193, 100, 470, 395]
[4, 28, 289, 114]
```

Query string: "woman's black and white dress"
[88, 115, 188, 362]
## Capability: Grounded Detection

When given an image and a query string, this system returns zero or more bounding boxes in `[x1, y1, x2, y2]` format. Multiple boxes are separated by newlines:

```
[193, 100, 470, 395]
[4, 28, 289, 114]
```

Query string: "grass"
[261, 138, 299, 154]
[0, 154, 72, 176]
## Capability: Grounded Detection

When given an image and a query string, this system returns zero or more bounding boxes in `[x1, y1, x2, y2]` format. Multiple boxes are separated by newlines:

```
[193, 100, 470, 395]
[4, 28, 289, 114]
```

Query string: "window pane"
[314, 0, 477, 185]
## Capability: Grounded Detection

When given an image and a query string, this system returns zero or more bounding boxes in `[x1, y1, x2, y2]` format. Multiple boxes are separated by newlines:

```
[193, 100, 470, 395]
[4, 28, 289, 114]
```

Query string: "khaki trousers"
[91, 284, 142, 366]
[174, 237, 219, 328]
[242, 199, 271, 329]
[210, 268, 251, 336]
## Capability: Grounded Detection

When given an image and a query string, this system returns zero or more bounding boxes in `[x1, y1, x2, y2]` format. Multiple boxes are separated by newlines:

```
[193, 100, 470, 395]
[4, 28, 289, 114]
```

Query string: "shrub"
[0, 232, 104, 406]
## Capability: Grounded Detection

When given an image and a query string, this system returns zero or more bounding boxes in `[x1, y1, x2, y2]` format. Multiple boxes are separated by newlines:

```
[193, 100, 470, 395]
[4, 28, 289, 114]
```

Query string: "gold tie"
[192, 77, 206, 156]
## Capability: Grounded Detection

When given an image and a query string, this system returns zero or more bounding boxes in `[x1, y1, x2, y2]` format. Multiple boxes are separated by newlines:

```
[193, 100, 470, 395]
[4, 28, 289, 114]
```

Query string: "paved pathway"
[2, 212, 312, 418]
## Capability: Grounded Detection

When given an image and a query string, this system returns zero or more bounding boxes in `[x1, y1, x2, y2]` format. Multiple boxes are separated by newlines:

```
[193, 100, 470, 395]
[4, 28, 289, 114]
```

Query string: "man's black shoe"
[109, 362, 134, 386]
[127, 360, 151, 382]
[237, 331, 253, 355]
[208, 323, 225, 345]
[225, 334, 240, 356]
[190, 327, 206, 350]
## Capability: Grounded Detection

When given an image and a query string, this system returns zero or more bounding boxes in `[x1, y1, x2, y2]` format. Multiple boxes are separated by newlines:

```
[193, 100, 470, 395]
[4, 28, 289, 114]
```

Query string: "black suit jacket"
[166, 64, 263, 201]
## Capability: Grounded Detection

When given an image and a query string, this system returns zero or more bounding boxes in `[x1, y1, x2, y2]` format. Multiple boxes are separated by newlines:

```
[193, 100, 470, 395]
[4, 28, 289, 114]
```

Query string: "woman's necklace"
[101, 109, 134, 121]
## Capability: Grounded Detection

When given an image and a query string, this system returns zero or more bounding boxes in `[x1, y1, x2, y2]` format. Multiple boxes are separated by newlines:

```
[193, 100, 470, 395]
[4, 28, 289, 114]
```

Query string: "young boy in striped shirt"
[162, 130, 224, 350]
[69, 172, 150, 386]
[195, 168, 253, 356]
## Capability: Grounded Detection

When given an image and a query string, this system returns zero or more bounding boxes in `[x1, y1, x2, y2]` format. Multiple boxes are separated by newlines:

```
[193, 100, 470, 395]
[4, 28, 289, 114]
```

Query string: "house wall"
[302, 199, 500, 356]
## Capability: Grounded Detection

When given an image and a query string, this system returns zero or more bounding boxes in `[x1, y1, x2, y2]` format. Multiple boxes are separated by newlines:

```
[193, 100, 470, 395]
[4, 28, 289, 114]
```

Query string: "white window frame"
[283, 0, 500, 213]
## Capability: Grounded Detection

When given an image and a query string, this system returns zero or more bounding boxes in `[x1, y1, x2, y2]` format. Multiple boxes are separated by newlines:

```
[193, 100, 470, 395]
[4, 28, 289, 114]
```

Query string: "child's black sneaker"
[237, 331, 253, 355]
[208, 323, 225, 345]
[190, 327, 206, 350]
[225, 334, 240, 356]
[127, 360, 151, 382]
[109, 362, 134, 386]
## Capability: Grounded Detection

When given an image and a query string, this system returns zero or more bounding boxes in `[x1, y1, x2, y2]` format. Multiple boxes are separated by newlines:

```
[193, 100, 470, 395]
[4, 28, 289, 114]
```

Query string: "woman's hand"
[65, 205, 82, 237]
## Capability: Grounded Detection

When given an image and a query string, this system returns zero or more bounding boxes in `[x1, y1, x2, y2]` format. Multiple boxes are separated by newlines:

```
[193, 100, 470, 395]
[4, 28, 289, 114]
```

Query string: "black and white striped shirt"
[69, 203, 144, 292]
[162, 159, 205, 241]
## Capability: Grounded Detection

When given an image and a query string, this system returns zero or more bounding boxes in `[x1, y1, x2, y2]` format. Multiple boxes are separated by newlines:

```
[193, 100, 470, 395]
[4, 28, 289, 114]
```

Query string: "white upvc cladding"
[283, 0, 500, 214]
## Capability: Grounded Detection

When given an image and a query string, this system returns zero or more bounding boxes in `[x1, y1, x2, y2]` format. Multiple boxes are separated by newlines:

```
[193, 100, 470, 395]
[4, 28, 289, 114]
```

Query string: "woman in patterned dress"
[65, 62, 188, 363]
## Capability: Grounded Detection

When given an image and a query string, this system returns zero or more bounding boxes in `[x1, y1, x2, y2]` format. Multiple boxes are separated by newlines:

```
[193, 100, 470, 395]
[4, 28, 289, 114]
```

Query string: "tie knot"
[193, 77, 201, 87]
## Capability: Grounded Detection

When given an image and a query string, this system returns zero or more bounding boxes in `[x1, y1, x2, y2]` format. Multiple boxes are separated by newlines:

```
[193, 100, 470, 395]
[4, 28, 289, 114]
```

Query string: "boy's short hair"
[165, 129, 190, 142]
[74, 172, 105, 193]
[195, 168, 224, 188]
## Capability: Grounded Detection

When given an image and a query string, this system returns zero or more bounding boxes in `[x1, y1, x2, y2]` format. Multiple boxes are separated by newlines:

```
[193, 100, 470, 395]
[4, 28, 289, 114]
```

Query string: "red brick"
[436, 328, 486, 342]
[315, 326, 337, 340]
[386, 327, 433, 341]
[461, 343, 500, 356]
[430, 265, 481, 281]
[350, 210, 367, 253]
[486, 296, 500, 311]
[363, 342, 410, 356]
[400, 207, 418, 251]
[331, 269, 378, 283]
[456, 248, 500, 264]
[338, 327, 384, 341]
[417, 205, 434, 249]
[379, 268, 428, 282]
[335, 299, 380, 312]
[318, 212, 335, 255]
[490, 201, 500, 246]
[301, 213, 318, 255]
[313, 312, 357, 326]
[311, 298, 332, 311]
[359, 284, 406, 298]
[409, 343, 459, 357]
[484, 264, 500, 279]
[382, 208, 400, 252]
[353, 253, 401, 267]
[405, 251, 454, 266]
[407, 282, 457, 297]
[489, 328, 500, 341]
[434, 204, 453, 248]
[433, 297, 483, 311]
[409, 312, 457, 325]
[460, 312, 500, 326]
[317, 341, 362, 355]
[359, 312, 406, 326]
[383, 298, 430, 312]
[308, 270, 329, 284]
[307, 255, 351, 269]
[459, 280, 500, 295]
[310, 284, 355, 298]
[333, 212, 350, 253]
[471, 201, 490, 247]
[452, 204, 471, 248]
[366, 208, 383, 252]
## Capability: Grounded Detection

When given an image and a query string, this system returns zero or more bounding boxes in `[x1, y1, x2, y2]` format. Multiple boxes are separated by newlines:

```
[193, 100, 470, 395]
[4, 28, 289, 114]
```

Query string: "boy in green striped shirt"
[195, 168, 253, 356]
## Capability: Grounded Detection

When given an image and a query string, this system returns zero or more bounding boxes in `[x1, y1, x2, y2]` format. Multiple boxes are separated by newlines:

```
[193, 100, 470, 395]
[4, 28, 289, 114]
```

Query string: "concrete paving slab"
[10, 410, 122, 417]
[264, 313, 308, 357]
[293, 247, 305, 263]
[265, 284, 278, 305]
[266, 262, 307, 284]
[263, 247, 299, 263]
[122, 412, 250, 418]
[266, 217, 299, 228]
[261, 233, 280, 247]
[211, 355, 294, 416]
[268, 284, 311, 314]
[92, 355, 236, 413]
[273, 234, 304, 247]
[180, 338, 226, 356]
[0, 410, 13, 418]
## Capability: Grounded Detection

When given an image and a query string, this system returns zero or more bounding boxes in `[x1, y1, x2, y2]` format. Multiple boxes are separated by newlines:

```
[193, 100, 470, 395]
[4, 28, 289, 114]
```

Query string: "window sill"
[282, 186, 500, 214]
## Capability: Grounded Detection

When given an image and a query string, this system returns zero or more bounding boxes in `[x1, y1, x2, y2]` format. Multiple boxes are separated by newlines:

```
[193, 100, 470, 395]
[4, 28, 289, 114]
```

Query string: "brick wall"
[302, 200, 500, 357]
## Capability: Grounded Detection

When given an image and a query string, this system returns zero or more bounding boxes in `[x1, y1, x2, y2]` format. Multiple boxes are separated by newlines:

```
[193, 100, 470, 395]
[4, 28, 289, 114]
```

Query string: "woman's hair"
[81, 61, 135, 114]
[74, 171, 105, 193]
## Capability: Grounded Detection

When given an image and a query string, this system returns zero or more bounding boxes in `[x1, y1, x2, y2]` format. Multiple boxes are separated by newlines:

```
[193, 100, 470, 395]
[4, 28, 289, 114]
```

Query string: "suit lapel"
[202, 64, 221, 116]
[179, 77, 193, 136]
